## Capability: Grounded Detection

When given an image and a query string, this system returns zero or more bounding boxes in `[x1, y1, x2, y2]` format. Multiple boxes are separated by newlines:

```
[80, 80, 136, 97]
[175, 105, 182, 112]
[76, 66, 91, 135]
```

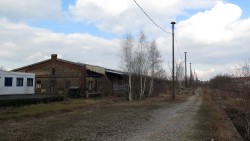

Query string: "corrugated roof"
[86, 64, 105, 75]
[106, 69, 127, 75]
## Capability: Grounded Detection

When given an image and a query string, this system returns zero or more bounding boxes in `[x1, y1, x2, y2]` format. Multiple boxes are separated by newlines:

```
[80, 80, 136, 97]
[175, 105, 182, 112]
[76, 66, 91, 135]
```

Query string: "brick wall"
[16, 59, 86, 95]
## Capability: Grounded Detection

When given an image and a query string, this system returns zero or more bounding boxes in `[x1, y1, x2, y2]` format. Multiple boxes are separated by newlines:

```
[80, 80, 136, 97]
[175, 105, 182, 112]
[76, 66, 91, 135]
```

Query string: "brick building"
[13, 54, 105, 96]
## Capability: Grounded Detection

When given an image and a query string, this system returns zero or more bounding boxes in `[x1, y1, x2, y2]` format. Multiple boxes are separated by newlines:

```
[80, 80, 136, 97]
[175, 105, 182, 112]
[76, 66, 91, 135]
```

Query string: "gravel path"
[0, 90, 202, 141]
[127, 90, 202, 141]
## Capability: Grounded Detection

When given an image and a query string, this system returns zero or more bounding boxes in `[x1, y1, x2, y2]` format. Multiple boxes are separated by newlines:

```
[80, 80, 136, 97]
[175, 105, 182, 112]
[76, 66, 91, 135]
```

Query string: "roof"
[0, 70, 35, 76]
[12, 54, 106, 75]
[106, 68, 126, 75]
[13, 58, 85, 71]
[86, 64, 105, 75]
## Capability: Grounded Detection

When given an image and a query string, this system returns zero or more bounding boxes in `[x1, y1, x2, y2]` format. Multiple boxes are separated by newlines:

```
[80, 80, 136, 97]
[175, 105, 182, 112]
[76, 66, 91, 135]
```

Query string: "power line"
[133, 0, 171, 34]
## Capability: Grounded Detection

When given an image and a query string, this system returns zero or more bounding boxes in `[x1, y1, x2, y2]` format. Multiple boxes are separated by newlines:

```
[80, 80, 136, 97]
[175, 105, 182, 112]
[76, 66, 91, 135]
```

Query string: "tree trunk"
[128, 74, 132, 101]
[149, 77, 153, 96]
[140, 75, 143, 100]
[142, 74, 147, 98]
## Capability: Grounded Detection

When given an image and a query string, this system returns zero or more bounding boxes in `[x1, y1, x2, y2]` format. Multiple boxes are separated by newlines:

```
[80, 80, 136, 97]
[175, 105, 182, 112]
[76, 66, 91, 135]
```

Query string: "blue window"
[16, 78, 23, 87]
[27, 78, 33, 86]
[5, 77, 13, 87]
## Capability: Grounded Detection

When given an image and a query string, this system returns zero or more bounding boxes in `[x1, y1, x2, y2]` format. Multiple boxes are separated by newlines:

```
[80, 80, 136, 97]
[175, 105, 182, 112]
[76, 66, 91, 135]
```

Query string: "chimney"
[51, 54, 57, 60]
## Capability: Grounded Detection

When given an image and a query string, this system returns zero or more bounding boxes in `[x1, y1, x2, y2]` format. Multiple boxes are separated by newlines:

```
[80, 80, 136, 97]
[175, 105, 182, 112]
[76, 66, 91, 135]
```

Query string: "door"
[50, 80, 56, 94]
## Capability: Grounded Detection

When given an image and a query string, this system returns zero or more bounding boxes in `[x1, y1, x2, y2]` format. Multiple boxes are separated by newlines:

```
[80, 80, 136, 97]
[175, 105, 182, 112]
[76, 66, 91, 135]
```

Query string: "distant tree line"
[209, 74, 232, 90]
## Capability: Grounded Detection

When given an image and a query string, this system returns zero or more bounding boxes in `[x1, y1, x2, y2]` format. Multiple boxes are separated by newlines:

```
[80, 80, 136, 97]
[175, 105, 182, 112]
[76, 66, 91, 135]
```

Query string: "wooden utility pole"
[171, 21, 176, 100]
[184, 52, 187, 88]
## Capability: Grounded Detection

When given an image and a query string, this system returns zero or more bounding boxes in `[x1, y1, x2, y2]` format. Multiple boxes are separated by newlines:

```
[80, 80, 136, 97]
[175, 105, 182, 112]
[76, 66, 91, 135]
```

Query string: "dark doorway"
[50, 80, 56, 94]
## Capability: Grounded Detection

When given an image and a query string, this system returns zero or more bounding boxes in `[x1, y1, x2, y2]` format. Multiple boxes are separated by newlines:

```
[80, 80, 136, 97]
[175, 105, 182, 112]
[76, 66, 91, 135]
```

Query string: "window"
[36, 80, 41, 89]
[99, 81, 102, 87]
[51, 68, 55, 75]
[5, 77, 13, 87]
[88, 80, 93, 90]
[16, 78, 23, 86]
[66, 81, 70, 88]
[50, 80, 55, 86]
[98, 81, 103, 90]
[27, 78, 33, 86]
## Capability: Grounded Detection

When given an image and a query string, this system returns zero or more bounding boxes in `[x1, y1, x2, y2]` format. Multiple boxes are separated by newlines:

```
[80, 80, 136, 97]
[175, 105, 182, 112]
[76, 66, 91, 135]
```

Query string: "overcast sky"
[0, 0, 250, 80]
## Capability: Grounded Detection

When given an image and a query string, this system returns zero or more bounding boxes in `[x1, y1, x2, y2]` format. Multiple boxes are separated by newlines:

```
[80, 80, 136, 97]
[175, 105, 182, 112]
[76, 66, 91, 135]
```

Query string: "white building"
[0, 70, 35, 95]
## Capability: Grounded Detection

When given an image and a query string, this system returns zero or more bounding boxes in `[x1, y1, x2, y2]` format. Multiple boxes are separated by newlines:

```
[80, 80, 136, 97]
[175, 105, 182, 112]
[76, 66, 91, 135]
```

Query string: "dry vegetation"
[0, 98, 121, 120]
[0, 91, 189, 121]
[210, 89, 250, 141]
[193, 88, 242, 141]
[209, 71, 250, 141]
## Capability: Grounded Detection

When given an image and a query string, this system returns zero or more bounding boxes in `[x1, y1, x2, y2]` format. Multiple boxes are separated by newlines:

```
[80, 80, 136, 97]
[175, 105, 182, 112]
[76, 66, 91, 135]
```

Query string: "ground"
[0, 88, 243, 141]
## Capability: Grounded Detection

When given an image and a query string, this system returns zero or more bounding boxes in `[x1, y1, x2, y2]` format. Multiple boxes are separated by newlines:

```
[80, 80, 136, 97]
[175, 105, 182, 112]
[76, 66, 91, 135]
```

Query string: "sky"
[0, 0, 250, 80]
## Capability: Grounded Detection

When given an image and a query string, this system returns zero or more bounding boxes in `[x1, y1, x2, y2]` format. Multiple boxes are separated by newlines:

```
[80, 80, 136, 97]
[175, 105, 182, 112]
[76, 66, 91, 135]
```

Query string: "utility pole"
[184, 52, 187, 88]
[189, 63, 192, 87]
[171, 21, 176, 100]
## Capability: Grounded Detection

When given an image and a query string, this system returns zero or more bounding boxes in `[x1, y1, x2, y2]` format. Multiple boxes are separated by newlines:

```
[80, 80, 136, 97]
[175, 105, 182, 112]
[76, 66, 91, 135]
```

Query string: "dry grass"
[213, 90, 250, 140]
[0, 98, 107, 120]
[114, 90, 192, 107]
[195, 89, 242, 141]
[159, 89, 193, 102]
[0, 90, 191, 121]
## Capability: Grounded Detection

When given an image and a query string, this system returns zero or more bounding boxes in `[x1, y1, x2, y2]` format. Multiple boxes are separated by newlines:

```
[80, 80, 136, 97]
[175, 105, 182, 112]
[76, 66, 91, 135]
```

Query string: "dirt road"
[128, 90, 202, 141]
[0, 90, 203, 141]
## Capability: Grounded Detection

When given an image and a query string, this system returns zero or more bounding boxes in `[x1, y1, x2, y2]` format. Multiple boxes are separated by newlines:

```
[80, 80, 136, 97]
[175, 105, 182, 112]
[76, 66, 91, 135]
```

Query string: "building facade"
[13, 54, 105, 96]
[0, 70, 35, 95]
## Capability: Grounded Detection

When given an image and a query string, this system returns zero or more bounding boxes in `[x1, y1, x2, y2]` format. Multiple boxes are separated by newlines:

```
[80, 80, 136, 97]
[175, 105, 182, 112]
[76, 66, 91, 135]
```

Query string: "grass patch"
[195, 95, 216, 140]
[0, 98, 103, 120]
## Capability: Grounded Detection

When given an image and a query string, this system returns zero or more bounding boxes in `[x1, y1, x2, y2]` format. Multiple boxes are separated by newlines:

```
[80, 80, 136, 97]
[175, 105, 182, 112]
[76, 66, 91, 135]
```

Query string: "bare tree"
[136, 31, 149, 99]
[167, 61, 184, 90]
[235, 59, 250, 77]
[120, 34, 134, 101]
[175, 60, 184, 89]
[120, 32, 166, 100]
[148, 40, 162, 96]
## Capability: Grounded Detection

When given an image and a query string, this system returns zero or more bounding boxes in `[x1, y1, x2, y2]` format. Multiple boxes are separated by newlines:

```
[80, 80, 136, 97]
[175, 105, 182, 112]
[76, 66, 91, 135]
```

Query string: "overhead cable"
[174, 34, 184, 61]
[133, 0, 171, 34]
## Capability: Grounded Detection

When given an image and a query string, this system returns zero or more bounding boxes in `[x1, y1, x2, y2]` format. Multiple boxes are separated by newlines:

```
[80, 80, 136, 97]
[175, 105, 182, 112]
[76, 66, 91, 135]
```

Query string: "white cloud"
[68, 0, 218, 33]
[195, 68, 215, 80]
[0, 0, 62, 21]
[1, 0, 250, 81]
[0, 18, 120, 70]
[69, 0, 250, 81]
[177, 1, 246, 44]
[174, 2, 250, 79]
